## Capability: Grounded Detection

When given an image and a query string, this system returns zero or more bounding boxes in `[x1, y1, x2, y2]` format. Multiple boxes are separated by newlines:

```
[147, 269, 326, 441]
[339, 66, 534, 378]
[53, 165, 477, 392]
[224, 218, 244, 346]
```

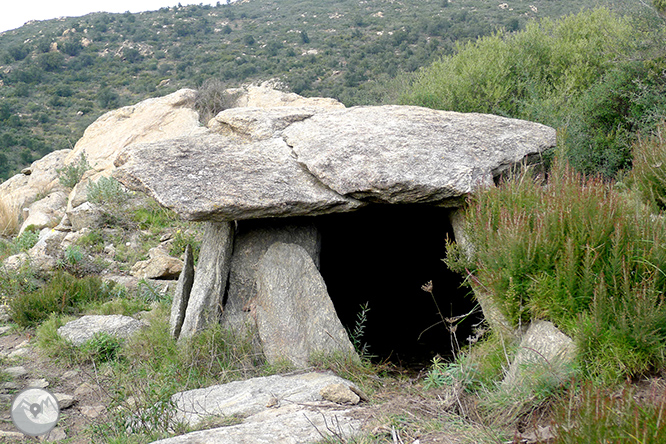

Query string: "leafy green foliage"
[80, 331, 124, 363]
[9, 271, 117, 327]
[86, 176, 129, 205]
[57, 153, 90, 188]
[446, 161, 666, 383]
[403, 7, 666, 177]
[632, 122, 666, 211]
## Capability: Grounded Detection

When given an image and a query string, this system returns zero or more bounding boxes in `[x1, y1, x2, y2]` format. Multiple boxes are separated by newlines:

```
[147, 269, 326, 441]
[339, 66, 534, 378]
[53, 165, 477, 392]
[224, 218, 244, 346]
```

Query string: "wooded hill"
[0, 0, 638, 180]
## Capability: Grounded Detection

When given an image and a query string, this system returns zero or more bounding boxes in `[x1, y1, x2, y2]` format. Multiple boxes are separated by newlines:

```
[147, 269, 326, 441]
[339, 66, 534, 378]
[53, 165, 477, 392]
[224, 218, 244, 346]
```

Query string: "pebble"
[4, 366, 28, 378]
[0, 326, 11, 335]
[27, 378, 49, 389]
[80, 404, 106, 418]
[55, 393, 76, 409]
[39, 427, 67, 442]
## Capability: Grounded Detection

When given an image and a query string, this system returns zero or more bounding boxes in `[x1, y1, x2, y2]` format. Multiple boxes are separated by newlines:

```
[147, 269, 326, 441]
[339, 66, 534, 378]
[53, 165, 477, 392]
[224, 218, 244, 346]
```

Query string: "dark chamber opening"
[318, 205, 479, 367]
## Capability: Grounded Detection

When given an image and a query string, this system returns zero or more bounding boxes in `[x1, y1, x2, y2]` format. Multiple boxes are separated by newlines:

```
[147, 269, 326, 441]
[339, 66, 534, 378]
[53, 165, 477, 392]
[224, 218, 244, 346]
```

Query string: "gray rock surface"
[57, 315, 146, 346]
[255, 243, 357, 367]
[208, 106, 323, 141]
[178, 222, 234, 339]
[168, 371, 360, 428]
[222, 219, 321, 332]
[114, 134, 363, 222]
[503, 320, 576, 387]
[170, 244, 195, 339]
[283, 105, 556, 205]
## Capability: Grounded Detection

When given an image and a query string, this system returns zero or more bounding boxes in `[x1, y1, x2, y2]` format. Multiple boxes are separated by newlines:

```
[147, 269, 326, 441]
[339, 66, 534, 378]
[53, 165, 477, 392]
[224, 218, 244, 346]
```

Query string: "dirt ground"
[1, 325, 557, 444]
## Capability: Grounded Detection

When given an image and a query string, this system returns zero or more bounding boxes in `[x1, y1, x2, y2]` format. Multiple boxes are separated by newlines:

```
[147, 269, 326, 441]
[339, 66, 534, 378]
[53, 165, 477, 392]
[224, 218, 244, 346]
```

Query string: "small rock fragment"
[320, 383, 361, 405]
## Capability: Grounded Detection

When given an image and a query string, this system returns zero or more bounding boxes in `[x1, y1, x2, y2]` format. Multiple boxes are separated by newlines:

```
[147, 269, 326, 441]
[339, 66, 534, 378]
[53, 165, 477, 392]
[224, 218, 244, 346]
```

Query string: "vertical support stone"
[255, 242, 357, 368]
[449, 208, 518, 340]
[221, 218, 320, 332]
[170, 244, 195, 339]
[178, 221, 235, 340]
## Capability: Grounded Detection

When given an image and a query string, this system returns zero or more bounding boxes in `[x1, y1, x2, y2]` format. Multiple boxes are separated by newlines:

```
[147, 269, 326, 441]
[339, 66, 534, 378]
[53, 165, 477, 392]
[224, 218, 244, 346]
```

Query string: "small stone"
[4, 366, 28, 378]
[74, 382, 100, 398]
[39, 427, 67, 442]
[0, 325, 11, 335]
[1, 381, 20, 392]
[0, 430, 25, 438]
[320, 383, 361, 405]
[80, 404, 106, 418]
[27, 378, 49, 389]
[62, 370, 78, 379]
[8, 348, 31, 358]
[55, 393, 76, 409]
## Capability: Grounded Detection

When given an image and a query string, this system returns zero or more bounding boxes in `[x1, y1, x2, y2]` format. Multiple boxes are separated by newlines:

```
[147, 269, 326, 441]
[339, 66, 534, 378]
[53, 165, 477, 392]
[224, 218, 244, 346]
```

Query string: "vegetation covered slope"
[0, 0, 632, 180]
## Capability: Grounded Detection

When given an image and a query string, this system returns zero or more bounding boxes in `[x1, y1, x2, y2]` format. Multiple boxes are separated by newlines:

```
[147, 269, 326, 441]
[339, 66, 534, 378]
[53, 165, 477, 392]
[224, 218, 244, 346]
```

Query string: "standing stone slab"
[503, 320, 576, 388]
[170, 244, 195, 339]
[255, 243, 357, 367]
[222, 218, 321, 332]
[178, 222, 234, 339]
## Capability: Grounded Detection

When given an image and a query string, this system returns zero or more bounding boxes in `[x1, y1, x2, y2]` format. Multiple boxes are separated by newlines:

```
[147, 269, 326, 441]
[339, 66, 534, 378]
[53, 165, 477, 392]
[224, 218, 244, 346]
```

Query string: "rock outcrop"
[152, 371, 362, 444]
[57, 315, 146, 346]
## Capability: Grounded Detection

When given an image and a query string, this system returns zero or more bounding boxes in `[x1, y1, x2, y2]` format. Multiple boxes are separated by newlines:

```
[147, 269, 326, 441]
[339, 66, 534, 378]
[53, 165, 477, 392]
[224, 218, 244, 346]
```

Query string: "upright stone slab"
[170, 244, 195, 339]
[503, 320, 576, 388]
[221, 218, 321, 332]
[255, 243, 357, 367]
[178, 222, 234, 339]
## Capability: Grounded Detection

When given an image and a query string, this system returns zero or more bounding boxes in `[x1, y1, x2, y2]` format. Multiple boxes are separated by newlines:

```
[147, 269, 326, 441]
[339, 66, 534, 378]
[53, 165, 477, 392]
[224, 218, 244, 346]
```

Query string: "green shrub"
[80, 332, 124, 363]
[14, 226, 39, 252]
[632, 122, 666, 211]
[57, 153, 91, 188]
[9, 271, 116, 328]
[87, 176, 129, 206]
[554, 382, 666, 444]
[446, 160, 666, 383]
[402, 8, 666, 177]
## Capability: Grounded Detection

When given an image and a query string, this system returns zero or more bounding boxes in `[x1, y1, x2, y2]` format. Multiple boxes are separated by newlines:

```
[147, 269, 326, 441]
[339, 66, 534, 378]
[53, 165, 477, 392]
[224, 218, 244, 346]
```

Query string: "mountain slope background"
[0, 0, 637, 180]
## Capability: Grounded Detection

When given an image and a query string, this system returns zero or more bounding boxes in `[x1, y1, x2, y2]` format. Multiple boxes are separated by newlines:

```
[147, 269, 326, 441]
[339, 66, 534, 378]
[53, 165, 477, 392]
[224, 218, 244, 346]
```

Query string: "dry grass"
[0, 198, 19, 237]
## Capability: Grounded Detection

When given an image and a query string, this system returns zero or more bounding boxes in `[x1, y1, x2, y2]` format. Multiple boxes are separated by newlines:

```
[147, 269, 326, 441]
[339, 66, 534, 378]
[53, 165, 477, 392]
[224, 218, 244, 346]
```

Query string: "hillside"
[0, 0, 633, 180]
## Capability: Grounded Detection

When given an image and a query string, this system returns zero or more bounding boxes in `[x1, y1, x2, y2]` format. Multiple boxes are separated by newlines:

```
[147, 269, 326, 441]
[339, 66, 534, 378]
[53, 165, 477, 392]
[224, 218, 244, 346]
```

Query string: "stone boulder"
[178, 222, 234, 339]
[57, 315, 146, 346]
[18, 190, 69, 235]
[130, 245, 183, 280]
[113, 134, 363, 221]
[114, 103, 555, 221]
[0, 149, 70, 229]
[153, 371, 362, 444]
[503, 320, 576, 388]
[233, 83, 345, 110]
[255, 243, 357, 367]
[64, 89, 203, 173]
[282, 105, 556, 205]
[170, 244, 194, 339]
[222, 219, 321, 332]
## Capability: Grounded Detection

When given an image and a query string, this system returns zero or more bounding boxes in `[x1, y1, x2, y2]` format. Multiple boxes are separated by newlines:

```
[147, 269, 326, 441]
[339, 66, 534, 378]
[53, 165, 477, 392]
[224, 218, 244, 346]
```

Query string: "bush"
[402, 8, 666, 177]
[87, 176, 129, 206]
[194, 78, 240, 124]
[9, 272, 116, 328]
[57, 153, 90, 188]
[632, 122, 666, 210]
[446, 160, 666, 383]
